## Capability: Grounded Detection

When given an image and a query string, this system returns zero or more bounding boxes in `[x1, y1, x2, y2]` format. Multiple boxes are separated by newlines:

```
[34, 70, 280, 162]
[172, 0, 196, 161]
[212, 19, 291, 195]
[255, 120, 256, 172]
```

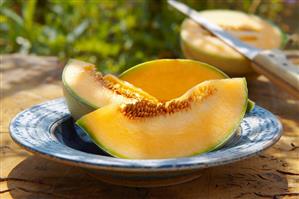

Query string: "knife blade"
[168, 0, 299, 98]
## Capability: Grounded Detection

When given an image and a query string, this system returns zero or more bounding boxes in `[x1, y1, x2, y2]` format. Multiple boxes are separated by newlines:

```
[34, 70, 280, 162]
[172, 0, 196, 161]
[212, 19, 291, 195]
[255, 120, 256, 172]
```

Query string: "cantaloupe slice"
[62, 59, 158, 119]
[77, 78, 248, 159]
[180, 10, 286, 75]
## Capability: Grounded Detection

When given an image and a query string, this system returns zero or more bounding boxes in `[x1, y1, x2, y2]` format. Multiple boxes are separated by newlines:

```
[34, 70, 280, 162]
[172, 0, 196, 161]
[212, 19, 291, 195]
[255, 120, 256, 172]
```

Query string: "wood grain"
[1, 53, 298, 199]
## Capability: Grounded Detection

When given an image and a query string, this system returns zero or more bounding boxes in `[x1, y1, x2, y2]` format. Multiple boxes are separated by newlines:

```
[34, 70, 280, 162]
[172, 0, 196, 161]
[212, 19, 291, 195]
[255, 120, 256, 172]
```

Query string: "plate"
[10, 98, 282, 187]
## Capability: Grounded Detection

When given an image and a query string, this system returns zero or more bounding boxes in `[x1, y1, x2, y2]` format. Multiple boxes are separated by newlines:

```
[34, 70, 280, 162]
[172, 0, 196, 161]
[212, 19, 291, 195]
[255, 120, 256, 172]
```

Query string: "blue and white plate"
[9, 98, 282, 187]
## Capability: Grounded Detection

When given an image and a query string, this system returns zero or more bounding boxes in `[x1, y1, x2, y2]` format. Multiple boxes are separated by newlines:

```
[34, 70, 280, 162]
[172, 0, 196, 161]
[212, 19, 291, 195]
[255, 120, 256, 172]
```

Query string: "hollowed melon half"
[77, 78, 248, 159]
[180, 10, 286, 76]
[62, 59, 157, 119]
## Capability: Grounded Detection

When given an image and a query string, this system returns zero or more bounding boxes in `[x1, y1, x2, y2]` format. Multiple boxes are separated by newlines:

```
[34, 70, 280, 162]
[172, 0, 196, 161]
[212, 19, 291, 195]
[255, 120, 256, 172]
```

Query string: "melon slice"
[77, 78, 248, 159]
[120, 59, 254, 112]
[62, 59, 158, 119]
[180, 10, 286, 75]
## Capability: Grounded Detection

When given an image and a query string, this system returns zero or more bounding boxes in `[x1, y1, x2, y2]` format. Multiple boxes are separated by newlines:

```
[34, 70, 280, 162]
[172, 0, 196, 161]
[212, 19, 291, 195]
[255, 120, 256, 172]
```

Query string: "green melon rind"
[76, 78, 248, 159]
[246, 99, 255, 113]
[279, 31, 288, 49]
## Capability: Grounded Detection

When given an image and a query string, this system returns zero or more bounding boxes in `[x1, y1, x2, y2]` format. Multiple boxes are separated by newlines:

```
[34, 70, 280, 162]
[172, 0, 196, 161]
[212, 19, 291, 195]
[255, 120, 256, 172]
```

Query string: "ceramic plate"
[9, 98, 282, 187]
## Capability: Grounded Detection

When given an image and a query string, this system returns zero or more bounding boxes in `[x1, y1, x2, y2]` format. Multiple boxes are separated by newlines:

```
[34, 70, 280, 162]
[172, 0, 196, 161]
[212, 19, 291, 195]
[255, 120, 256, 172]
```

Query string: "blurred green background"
[1, 0, 298, 74]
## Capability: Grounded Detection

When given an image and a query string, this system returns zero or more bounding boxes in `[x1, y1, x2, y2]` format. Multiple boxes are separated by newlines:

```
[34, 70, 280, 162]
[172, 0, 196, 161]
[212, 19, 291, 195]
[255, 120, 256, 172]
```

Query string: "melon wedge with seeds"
[62, 59, 158, 119]
[77, 78, 248, 159]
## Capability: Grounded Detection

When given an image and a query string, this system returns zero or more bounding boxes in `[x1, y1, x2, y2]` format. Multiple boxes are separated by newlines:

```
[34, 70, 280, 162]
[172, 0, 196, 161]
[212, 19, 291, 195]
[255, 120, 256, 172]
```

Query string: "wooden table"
[1, 53, 298, 199]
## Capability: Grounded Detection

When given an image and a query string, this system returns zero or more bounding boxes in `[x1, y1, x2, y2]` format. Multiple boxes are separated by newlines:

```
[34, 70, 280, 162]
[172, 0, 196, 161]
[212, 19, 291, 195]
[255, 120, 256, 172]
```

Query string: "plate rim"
[9, 98, 283, 172]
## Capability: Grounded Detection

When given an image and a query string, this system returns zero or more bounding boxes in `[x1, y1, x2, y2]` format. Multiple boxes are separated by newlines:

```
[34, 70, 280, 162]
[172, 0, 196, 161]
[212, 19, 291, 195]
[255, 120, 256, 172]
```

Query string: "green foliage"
[0, 0, 295, 74]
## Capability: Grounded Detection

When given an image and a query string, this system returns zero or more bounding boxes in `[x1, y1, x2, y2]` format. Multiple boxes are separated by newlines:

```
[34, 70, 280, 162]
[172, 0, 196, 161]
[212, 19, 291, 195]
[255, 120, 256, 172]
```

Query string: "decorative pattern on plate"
[10, 98, 282, 172]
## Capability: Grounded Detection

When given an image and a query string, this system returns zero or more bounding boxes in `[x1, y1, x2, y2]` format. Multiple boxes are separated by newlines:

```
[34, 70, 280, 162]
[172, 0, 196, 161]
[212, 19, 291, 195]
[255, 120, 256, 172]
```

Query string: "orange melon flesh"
[77, 78, 248, 159]
[120, 59, 227, 101]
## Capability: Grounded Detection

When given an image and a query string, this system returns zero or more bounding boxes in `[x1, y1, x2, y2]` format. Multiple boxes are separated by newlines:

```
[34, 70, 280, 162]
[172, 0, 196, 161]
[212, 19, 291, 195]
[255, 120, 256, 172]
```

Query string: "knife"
[168, 0, 299, 98]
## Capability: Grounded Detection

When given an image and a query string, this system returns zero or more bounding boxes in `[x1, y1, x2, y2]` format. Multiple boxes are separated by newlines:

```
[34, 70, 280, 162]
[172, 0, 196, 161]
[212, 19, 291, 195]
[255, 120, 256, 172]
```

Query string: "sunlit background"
[1, 0, 298, 73]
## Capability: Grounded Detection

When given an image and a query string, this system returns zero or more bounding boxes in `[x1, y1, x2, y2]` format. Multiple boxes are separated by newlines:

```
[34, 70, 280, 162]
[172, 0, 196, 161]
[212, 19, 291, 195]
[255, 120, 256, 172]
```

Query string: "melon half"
[77, 78, 248, 159]
[180, 10, 286, 75]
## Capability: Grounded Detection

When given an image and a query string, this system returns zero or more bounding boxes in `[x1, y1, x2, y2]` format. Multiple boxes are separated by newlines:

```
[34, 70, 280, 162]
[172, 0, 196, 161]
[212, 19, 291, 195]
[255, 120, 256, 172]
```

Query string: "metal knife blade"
[167, 0, 261, 59]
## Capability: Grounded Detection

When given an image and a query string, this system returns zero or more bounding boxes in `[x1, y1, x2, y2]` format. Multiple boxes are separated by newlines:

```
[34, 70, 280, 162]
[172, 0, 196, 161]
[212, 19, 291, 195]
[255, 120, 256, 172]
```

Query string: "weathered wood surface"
[1, 53, 298, 199]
